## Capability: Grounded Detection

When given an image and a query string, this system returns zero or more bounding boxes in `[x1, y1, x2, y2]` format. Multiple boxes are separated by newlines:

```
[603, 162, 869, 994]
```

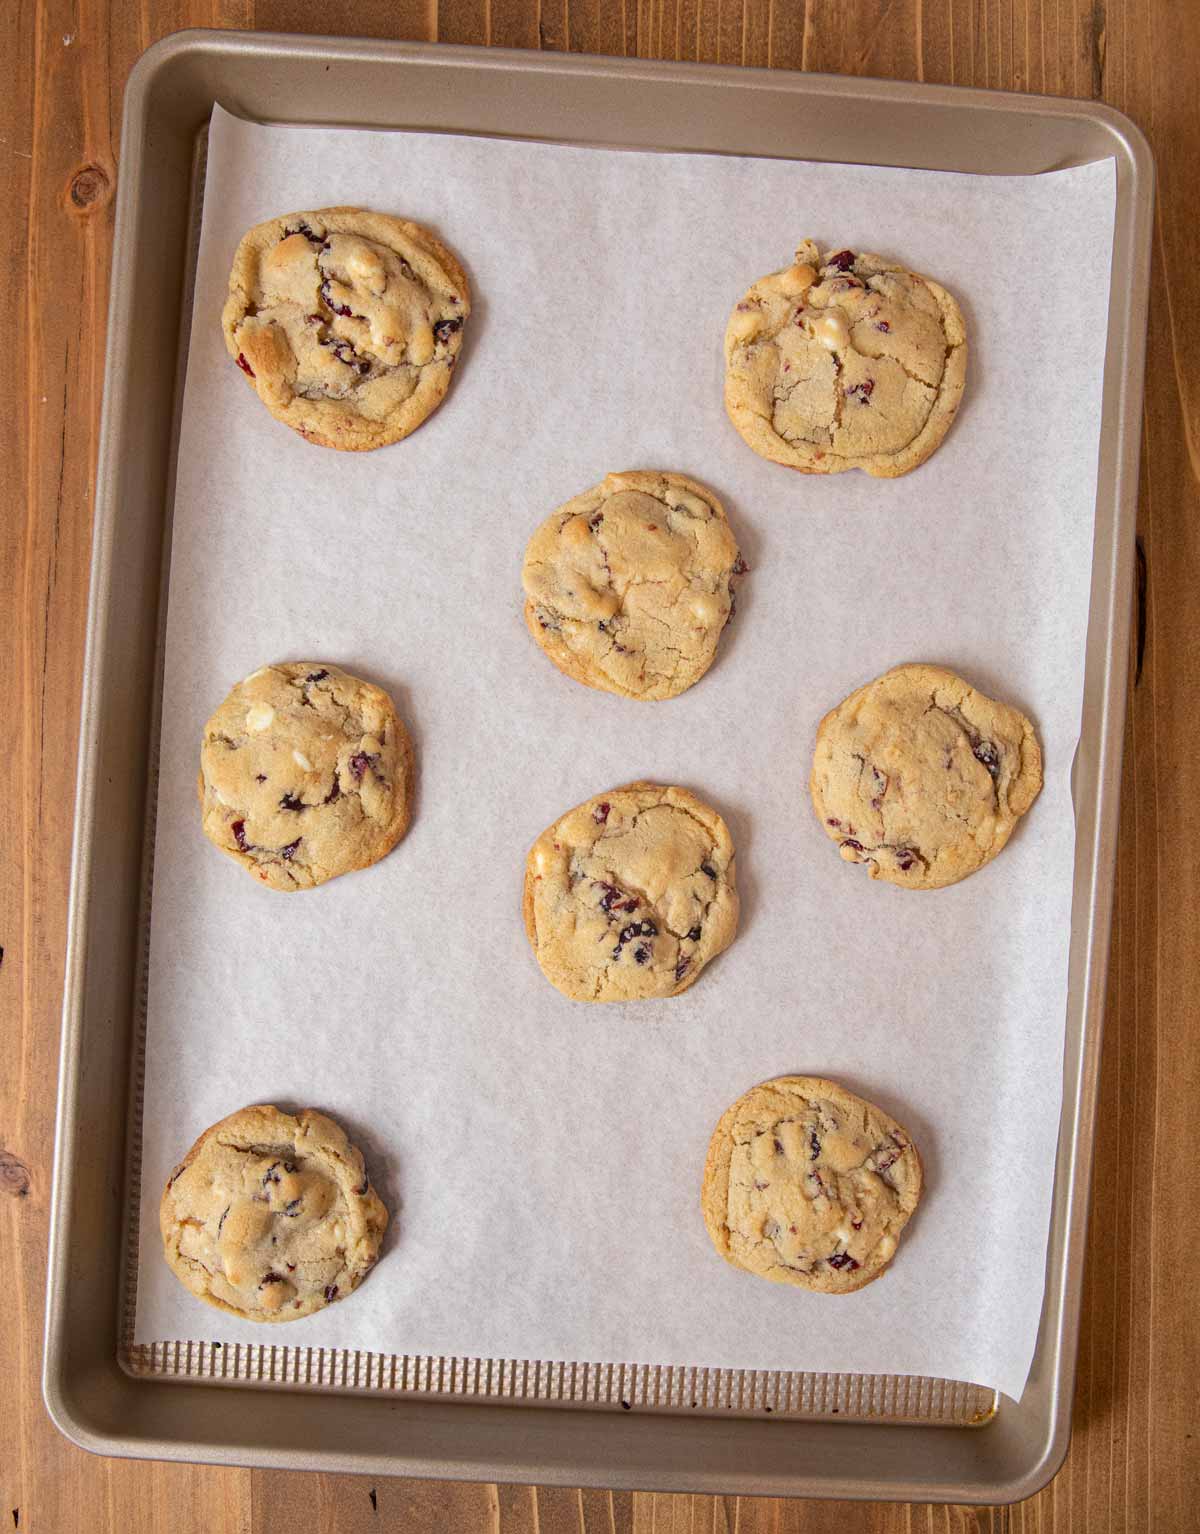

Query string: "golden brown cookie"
[810, 662, 1042, 890]
[522, 471, 746, 701]
[160, 1104, 388, 1322]
[222, 206, 470, 450]
[198, 662, 413, 891]
[724, 240, 966, 477]
[702, 1075, 922, 1294]
[523, 781, 738, 1002]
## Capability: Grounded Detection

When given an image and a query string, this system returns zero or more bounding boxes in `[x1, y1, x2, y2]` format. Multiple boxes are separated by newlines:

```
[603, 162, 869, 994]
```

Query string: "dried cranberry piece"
[827, 1251, 860, 1271]
[686, 925, 701, 942]
[349, 751, 378, 781]
[876, 319, 891, 332]
[619, 924, 642, 945]
[589, 512, 604, 531]
[828, 250, 856, 271]
[280, 839, 301, 861]
[305, 669, 329, 683]
[260, 1272, 285, 1286]
[674, 957, 690, 981]
[433, 317, 463, 342]
[773, 1137, 784, 1155]
[810, 1131, 821, 1160]
[279, 793, 303, 812]
[283, 221, 323, 244]
[236, 352, 255, 378]
[842, 839, 863, 852]
[633, 945, 651, 964]
[845, 379, 875, 403]
[283, 1198, 302, 1217]
[596, 883, 622, 912]
[826, 817, 841, 828]
[895, 848, 918, 872]
[731, 556, 749, 576]
[639, 920, 657, 937]
[973, 740, 1001, 778]
[323, 1284, 339, 1303]
[593, 802, 610, 825]
[319, 278, 354, 318]
[231, 820, 249, 852]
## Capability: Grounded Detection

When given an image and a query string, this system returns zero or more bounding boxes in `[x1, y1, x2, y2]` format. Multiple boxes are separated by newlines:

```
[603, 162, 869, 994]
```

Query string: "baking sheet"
[134, 103, 1116, 1403]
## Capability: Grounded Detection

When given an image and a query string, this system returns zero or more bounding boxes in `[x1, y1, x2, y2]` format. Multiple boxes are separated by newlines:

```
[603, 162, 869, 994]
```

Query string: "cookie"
[160, 1104, 388, 1323]
[222, 207, 470, 451]
[521, 471, 746, 701]
[724, 240, 966, 477]
[810, 663, 1042, 890]
[701, 1075, 922, 1294]
[199, 662, 413, 890]
[523, 781, 738, 1002]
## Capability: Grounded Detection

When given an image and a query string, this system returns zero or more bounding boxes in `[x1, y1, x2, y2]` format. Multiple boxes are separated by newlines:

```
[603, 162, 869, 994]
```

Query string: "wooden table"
[3, 2, 1197, 1528]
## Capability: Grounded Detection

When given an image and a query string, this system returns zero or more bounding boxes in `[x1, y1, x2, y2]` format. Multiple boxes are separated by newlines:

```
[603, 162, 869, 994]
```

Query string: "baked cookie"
[724, 239, 966, 477]
[160, 1104, 388, 1323]
[222, 207, 470, 451]
[702, 1075, 922, 1294]
[810, 663, 1042, 890]
[199, 662, 413, 891]
[521, 471, 746, 701]
[523, 781, 738, 1002]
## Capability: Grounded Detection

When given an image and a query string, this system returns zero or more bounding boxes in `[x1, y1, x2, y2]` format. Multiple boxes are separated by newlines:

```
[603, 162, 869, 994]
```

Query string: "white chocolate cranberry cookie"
[199, 662, 412, 891]
[522, 471, 747, 701]
[810, 663, 1042, 890]
[702, 1076, 922, 1294]
[523, 781, 738, 1002]
[160, 1104, 388, 1323]
[222, 207, 470, 451]
[724, 240, 966, 477]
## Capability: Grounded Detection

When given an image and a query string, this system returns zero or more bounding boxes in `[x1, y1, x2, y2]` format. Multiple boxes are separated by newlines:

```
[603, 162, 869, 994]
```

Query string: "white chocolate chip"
[245, 702, 276, 731]
[811, 308, 852, 352]
[729, 309, 763, 343]
[758, 261, 817, 296]
[689, 593, 722, 626]
[292, 750, 313, 772]
[408, 321, 435, 367]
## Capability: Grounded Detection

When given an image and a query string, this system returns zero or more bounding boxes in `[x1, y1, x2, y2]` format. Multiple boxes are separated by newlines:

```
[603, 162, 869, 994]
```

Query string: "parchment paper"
[134, 104, 1117, 1402]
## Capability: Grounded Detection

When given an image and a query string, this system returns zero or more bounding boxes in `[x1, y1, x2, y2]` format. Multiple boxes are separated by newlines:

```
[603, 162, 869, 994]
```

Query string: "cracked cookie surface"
[724, 239, 966, 477]
[521, 471, 745, 701]
[702, 1076, 922, 1294]
[222, 206, 470, 451]
[199, 661, 413, 890]
[160, 1104, 388, 1323]
[523, 781, 738, 1002]
[810, 663, 1042, 890]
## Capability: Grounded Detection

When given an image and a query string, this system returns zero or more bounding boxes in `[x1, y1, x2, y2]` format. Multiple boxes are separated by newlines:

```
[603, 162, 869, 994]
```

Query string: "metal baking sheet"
[45, 32, 1152, 1503]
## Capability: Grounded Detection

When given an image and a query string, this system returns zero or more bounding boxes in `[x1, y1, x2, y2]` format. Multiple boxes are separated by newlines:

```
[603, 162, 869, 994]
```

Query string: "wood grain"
[2, 1, 1198, 1529]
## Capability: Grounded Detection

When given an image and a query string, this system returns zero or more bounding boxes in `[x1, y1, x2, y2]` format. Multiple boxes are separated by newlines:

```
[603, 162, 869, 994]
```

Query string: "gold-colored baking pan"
[45, 31, 1151, 1501]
